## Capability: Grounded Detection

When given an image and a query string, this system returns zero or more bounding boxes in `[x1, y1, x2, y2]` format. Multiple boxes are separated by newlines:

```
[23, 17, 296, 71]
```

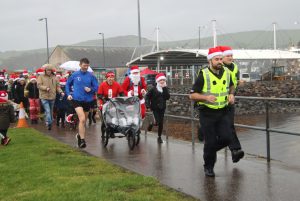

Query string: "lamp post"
[98, 33, 105, 68]
[198, 25, 206, 49]
[38, 17, 49, 63]
[137, 0, 142, 46]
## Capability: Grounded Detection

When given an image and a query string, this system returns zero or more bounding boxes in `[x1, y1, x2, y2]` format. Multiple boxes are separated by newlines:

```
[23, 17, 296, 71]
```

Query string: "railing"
[144, 93, 300, 162]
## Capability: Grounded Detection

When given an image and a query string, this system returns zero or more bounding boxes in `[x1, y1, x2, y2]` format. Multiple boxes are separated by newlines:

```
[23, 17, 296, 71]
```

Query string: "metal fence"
[144, 93, 300, 162]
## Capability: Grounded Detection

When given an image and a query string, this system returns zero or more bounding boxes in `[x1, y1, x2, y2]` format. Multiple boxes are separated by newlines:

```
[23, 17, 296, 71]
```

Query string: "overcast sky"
[1, 0, 299, 52]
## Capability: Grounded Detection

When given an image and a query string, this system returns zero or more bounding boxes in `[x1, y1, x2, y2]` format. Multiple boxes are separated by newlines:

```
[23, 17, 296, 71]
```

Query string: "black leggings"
[152, 109, 165, 137]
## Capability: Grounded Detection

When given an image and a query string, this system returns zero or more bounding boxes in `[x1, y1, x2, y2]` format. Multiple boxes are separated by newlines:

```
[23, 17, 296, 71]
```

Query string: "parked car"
[240, 73, 250, 82]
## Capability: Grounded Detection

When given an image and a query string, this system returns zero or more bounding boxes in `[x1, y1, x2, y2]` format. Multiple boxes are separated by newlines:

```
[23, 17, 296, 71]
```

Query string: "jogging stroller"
[101, 96, 141, 150]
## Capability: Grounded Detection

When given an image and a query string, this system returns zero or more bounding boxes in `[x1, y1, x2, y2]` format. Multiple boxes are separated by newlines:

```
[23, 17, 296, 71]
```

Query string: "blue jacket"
[65, 70, 99, 102]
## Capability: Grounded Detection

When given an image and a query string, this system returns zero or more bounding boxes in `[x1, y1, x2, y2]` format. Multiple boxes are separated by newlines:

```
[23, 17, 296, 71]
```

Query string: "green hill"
[1, 29, 300, 70]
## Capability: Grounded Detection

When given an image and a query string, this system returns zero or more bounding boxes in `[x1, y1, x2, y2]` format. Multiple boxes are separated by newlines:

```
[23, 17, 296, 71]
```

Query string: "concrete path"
[33, 123, 300, 201]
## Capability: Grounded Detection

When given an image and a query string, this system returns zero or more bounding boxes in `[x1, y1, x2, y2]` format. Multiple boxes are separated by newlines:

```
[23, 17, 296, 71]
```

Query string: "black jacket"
[0, 102, 15, 130]
[146, 86, 170, 111]
[25, 82, 39, 99]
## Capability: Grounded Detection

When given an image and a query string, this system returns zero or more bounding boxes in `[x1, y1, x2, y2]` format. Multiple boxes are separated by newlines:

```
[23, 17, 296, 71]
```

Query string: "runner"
[65, 58, 99, 148]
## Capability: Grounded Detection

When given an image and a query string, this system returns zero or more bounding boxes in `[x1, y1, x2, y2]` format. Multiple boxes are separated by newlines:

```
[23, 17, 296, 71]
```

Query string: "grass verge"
[0, 128, 197, 201]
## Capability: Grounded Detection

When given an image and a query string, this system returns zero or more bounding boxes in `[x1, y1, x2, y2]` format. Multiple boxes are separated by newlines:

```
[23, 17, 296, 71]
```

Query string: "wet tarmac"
[33, 123, 300, 201]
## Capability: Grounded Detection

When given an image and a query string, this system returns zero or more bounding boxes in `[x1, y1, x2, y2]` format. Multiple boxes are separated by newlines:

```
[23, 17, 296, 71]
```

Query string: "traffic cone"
[16, 102, 29, 128]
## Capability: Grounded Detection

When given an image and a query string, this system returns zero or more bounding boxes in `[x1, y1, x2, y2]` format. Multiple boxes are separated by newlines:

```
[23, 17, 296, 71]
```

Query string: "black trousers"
[228, 105, 242, 151]
[56, 109, 66, 126]
[199, 107, 232, 168]
[0, 129, 8, 138]
[152, 109, 165, 137]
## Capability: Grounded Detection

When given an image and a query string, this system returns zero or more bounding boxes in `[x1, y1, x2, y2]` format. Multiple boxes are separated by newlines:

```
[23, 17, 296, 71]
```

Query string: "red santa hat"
[0, 75, 4, 80]
[219, 46, 233, 56]
[130, 65, 140, 74]
[36, 68, 44, 75]
[30, 75, 37, 82]
[155, 73, 166, 83]
[59, 78, 67, 85]
[0, 90, 8, 102]
[207, 47, 223, 60]
[23, 70, 29, 76]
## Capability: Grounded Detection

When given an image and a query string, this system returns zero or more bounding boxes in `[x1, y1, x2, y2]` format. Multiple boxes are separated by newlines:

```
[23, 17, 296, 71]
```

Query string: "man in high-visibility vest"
[190, 47, 235, 177]
[219, 46, 245, 163]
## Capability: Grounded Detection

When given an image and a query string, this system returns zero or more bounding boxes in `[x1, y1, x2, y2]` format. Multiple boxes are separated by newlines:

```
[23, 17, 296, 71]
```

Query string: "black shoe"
[204, 167, 215, 177]
[232, 149, 244, 163]
[79, 139, 86, 148]
[110, 133, 115, 138]
[147, 123, 153, 131]
[157, 137, 163, 144]
[76, 134, 86, 148]
[61, 123, 65, 128]
[88, 119, 92, 125]
[47, 124, 52, 130]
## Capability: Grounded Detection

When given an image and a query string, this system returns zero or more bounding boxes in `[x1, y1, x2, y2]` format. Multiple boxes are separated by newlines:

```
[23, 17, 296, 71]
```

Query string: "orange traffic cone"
[16, 102, 29, 128]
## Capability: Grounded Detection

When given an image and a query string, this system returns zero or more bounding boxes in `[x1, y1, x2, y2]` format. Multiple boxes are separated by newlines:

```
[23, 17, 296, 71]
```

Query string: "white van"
[240, 73, 250, 82]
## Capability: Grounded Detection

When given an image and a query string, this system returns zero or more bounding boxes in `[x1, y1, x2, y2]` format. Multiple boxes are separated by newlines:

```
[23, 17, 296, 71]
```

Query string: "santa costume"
[122, 66, 147, 119]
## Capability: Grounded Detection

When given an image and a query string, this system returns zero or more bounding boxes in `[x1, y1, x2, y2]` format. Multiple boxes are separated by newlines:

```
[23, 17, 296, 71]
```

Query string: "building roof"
[56, 45, 153, 68]
[127, 49, 300, 66]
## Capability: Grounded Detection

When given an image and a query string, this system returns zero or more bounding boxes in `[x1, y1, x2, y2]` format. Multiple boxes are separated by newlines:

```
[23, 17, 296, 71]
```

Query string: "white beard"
[129, 74, 140, 85]
[156, 84, 163, 93]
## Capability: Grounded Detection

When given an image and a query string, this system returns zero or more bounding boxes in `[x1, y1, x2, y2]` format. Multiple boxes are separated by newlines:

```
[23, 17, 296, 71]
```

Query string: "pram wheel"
[127, 130, 136, 150]
[135, 134, 140, 146]
[102, 127, 110, 147]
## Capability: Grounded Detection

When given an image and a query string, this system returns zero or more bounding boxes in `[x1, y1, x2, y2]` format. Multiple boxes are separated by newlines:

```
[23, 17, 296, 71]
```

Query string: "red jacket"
[122, 76, 147, 99]
[97, 81, 123, 105]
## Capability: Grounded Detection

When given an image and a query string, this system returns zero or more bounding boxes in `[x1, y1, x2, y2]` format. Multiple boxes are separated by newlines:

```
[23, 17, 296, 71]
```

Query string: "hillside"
[1, 29, 300, 70]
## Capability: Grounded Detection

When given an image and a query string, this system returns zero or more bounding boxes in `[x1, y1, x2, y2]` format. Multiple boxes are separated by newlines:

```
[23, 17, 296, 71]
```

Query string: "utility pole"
[137, 0, 142, 46]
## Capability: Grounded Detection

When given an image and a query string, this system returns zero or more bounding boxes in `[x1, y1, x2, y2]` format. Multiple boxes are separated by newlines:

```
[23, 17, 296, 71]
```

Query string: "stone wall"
[166, 80, 300, 116]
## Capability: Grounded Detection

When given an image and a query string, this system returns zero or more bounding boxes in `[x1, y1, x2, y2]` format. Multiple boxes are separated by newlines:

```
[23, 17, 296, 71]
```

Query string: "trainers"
[157, 137, 163, 144]
[2, 137, 11, 146]
[232, 149, 244, 163]
[76, 134, 86, 148]
[204, 167, 215, 177]
[79, 139, 86, 148]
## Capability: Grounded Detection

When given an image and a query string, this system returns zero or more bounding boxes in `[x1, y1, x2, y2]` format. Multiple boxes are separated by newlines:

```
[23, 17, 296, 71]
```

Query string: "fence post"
[191, 100, 195, 145]
[265, 101, 271, 162]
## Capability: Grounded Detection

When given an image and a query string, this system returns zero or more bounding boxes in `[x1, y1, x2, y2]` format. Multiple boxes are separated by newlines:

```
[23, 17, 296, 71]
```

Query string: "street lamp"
[98, 33, 105, 68]
[198, 25, 206, 49]
[39, 17, 49, 63]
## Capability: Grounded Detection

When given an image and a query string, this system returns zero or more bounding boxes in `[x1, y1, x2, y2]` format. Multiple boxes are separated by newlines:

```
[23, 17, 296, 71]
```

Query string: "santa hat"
[59, 78, 67, 85]
[30, 75, 37, 82]
[56, 73, 62, 78]
[219, 46, 233, 56]
[0, 75, 4, 80]
[36, 68, 45, 75]
[0, 90, 8, 102]
[23, 70, 29, 76]
[130, 65, 140, 74]
[155, 73, 166, 83]
[9, 74, 15, 80]
[207, 47, 223, 60]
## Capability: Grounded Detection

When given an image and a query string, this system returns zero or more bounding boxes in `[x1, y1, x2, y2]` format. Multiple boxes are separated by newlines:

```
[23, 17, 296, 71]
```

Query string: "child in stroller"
[102, 96, 141, 150]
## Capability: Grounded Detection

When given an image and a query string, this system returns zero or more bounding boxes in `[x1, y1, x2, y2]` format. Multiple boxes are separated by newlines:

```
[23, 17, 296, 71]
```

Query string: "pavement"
[33, 122, 300, 201]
